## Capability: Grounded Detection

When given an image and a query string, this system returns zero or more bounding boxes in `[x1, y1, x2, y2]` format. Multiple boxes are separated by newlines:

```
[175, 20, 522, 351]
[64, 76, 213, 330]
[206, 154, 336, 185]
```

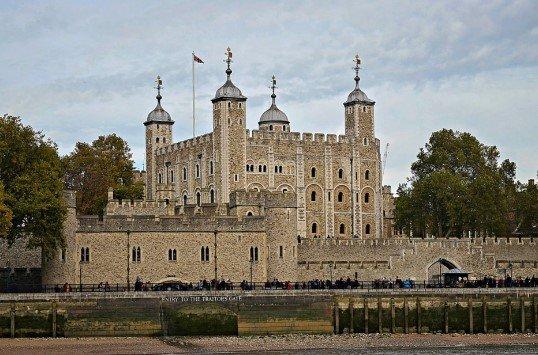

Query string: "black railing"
[1, 278, 537, 294]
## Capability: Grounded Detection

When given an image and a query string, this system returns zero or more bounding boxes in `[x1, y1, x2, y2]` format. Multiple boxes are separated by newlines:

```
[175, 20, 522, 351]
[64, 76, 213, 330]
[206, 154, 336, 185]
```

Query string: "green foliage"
[515, 180, 537, 233]
[0, 115, 66, 257]
[0, 182, 13, 238]
[62, 134, 142, 216]
[395, 129, 516, 238]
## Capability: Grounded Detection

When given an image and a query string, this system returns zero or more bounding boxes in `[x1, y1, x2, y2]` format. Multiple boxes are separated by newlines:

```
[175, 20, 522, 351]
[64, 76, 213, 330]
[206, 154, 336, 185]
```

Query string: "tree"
[395, 129, 516, 238]
[515, 180, 538, 234]
[0, 182, 13, 238]
[63, 134, 143, 215]
[0, 115, 66, 257]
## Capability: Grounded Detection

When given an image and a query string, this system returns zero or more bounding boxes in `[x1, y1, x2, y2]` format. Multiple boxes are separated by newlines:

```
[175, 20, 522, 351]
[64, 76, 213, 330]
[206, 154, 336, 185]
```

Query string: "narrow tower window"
[365, 170, 370, 180]
[339, 224, 345, 234]
[311, 167, 316, 177]
[338, 169, 343, 179]
[338, 192, 344, 202]
[312, 223, 317, 234]
[311, 191, 316, 202]
[364, 193, 370, 203]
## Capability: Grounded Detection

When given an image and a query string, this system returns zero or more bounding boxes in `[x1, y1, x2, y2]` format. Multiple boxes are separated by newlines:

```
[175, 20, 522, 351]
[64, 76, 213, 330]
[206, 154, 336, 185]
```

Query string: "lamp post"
[249, 257, 254, 290]
[79, 260, 82, 293]
[438, 258, 442, 287]
[126, 229, 131, 291]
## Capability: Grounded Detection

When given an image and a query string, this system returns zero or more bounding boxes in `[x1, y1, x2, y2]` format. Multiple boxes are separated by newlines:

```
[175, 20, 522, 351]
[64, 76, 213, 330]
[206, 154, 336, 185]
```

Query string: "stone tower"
[211, 48, 247, 204]
[343, 55, 381, 238]
[144, 76, 174, 201]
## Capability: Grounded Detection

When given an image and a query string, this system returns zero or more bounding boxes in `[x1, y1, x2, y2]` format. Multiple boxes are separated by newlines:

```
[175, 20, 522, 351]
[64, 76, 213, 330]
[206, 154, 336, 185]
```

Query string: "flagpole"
[192, 52, 195, 138]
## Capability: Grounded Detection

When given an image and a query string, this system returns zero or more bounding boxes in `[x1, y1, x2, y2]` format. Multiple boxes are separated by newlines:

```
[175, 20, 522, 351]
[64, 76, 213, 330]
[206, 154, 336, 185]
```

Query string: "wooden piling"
[10, 303, 15, 338]
[334, 301, 340, 334]
[52, 301, 57, 338]
[403, 297, 409, 334]
[534, 297, 537, 334]
[468, 298, 473, 334]
[377, 297, 382, 333]
[349, 298, 354, 333]
[416, 297, 421, 334]
[390, 298, 395, 333]
[507, 298, 513, 333]
[364, 298, 369, 334]
[520, 298, 525, 333]
[482, 298, 488, 333]
[444, 300, 449, 334]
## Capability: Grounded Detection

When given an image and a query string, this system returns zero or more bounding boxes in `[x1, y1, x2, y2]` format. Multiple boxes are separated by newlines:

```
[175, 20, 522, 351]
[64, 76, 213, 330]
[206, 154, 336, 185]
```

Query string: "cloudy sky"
[1, 0, 537, 189]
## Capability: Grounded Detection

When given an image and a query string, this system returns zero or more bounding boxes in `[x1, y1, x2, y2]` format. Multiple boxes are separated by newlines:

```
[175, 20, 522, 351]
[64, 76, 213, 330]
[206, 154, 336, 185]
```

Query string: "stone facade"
[8, 53, 535, 286]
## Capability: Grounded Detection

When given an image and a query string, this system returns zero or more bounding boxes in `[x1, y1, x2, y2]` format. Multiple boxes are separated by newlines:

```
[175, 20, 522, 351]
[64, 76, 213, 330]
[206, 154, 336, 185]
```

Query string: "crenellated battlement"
[247, 129, 349, 145]
[156, 132, 213, 156]
[76, 213, 266, 233]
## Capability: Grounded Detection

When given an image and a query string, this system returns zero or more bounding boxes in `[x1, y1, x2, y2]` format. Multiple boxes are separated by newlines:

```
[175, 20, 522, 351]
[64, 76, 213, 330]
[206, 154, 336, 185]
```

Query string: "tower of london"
[16, 49, 531, 286]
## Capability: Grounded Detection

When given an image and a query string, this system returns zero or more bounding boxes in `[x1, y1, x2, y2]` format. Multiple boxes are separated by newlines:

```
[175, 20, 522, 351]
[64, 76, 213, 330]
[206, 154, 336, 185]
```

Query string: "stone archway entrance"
[427, 258, 458, 285]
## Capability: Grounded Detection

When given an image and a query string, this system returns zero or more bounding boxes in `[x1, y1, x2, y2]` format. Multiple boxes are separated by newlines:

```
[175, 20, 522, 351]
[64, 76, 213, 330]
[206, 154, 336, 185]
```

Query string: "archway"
[427, 258, 458, 285]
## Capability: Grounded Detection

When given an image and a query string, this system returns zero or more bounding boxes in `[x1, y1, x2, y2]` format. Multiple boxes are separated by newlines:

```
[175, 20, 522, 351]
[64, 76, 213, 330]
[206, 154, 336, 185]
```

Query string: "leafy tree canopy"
[395, 129, 517, 238]
[62, 134, 143, 215]
[0, 115, 66, 257]
[515, 180, 538, 234]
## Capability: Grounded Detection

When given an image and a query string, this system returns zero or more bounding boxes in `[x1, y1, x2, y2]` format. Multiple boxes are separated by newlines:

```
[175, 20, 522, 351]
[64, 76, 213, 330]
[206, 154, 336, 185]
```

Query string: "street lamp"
[127, 229, 131, 291]
[249, 256, 254, 290]
[438, 258, 443, 287]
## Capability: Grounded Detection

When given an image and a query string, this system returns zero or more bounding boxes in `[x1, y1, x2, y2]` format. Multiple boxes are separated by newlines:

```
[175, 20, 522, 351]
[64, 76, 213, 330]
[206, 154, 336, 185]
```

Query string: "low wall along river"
[0, 289, 536, 337]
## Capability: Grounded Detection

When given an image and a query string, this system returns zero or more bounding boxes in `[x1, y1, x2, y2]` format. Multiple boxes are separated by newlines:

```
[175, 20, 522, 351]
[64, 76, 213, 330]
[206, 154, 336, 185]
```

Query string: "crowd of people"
[46, 275, 537, 293]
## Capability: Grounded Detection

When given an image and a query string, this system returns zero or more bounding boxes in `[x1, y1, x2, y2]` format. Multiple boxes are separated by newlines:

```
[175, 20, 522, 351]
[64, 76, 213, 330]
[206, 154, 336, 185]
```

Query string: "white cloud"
[1, 0, 536, 188]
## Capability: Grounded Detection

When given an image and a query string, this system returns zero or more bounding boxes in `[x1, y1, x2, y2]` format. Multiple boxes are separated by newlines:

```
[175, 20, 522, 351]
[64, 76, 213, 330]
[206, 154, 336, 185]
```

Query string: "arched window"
[205, 246, 210, 261]
[250, 164, 254, 172]
[132, 247, 141, 262]
[311, 167, 316, 177]
[158, 173, 162, 184]
[80, 247, 90, 262]
[196, 192, 201, 206]
[282, 188, 288, 193]
[275, 165, 278, 173]
[210, 189, 215, 203]
[365, 170, 370, 180]
[258, 165, 262, 172]
[196, 164, 200, 178]
[168, 249, 172, 260]
[364, 193, 370, 203]
[183, 194, 187, 205]
[363, 137, 369, 146]
[269, 125, 273, 130]
[183, 167, 187, 181]
[365, 224, 371, 235]
[254, 247, 259, 261]
[247, 211, 253, 216]
[338, 169, 343, 179]
[339, 224, 345, 234]
[210, 161, 214, 175]
[263, 165, 267, 172]
[201, 247, 205, 261]
[312, 223, 317, 234]
[156, 137, 159, 143]
[311, 191, 316, 201]
[338, 192, 343, 202]
[279, 166, 283, 173]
